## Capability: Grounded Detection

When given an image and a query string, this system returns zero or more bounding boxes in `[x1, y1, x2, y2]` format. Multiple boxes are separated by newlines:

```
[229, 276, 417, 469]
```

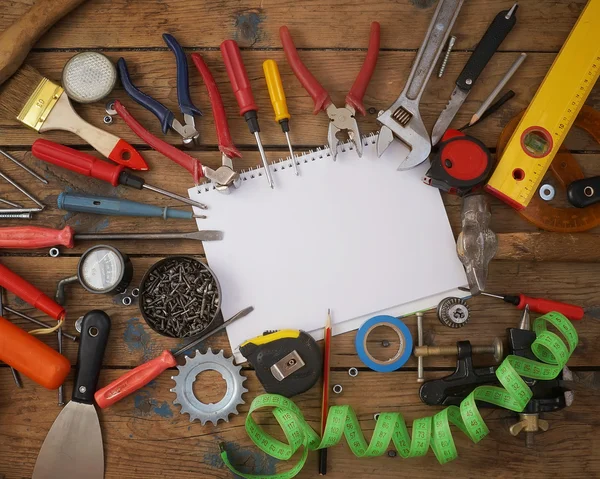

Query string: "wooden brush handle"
[0, 0, 87, 86]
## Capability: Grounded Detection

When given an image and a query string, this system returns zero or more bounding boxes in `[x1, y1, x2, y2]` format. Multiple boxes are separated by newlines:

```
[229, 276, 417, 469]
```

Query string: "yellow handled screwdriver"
[263, 59, 298, 175]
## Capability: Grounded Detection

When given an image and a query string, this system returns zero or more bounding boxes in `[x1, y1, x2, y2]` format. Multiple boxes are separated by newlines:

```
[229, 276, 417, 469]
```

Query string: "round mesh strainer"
[62, 52, 117, 103]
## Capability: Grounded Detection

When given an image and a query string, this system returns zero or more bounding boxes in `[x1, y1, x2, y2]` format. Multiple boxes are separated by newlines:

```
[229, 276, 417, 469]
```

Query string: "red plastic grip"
[0, 316, 71, 389]
[114, 100, 204, 185]
[346, 22, 380, 116]
[279, 26, 331, 114]
[32, 139, 124, 187]
[191, 53, 242, 160]
[107, 139, 149, 171]
[518, 294, 585, 321]
[0, 225, 75, 249]
[94, 349, 177, 408]
[220, 40, 258, 116]
[0, 262, 66, 320]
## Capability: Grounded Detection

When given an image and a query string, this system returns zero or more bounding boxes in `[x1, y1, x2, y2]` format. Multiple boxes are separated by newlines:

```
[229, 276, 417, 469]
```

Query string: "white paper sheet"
[189, 135, 468, 362]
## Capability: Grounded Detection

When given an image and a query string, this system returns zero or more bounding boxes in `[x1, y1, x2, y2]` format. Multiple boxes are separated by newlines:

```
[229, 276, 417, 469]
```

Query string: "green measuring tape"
[221, 312, 577, 478]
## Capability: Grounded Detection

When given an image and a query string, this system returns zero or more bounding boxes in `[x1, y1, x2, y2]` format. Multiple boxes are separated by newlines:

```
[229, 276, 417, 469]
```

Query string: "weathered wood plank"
[1, 51, 599, 150]
[0, 369, 598, 478]
[0, 0, 587, 51]
[0, 256, 598, 368]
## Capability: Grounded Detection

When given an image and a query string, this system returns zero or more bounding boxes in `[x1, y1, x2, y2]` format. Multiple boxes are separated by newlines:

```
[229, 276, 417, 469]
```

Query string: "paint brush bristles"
[0, 64, 46, 120]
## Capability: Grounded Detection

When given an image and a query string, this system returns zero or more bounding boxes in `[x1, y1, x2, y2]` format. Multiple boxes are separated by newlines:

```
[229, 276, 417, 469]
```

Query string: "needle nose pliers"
[279, 22, 380, 160]
[118, 33, 202, 146]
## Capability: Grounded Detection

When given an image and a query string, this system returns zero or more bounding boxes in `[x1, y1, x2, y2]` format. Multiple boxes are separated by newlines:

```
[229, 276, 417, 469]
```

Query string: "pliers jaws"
[203, 155, 241, 193]
[280, 22, 380, 160]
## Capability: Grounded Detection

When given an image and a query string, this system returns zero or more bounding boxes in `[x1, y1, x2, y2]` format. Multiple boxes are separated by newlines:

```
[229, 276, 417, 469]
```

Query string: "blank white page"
[189, 135, 468, 361]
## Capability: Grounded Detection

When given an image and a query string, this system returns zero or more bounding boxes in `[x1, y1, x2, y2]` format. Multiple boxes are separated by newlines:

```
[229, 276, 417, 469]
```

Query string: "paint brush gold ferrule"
[17, 78, 63, 131]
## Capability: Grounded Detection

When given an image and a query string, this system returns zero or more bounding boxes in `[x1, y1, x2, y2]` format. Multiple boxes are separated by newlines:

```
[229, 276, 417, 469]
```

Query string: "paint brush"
[0, 64, 148, 171]
[319, 309, 332, 475]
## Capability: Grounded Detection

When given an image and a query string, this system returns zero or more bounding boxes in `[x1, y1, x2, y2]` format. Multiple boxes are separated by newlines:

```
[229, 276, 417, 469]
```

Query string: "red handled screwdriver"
[220, 40, 274, 189]
[459, 287, 586, 320]
[31, 139, 207, 210]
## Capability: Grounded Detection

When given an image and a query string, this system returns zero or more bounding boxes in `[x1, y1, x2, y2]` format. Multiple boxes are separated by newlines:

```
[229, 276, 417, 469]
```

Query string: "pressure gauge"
[55, 245, 133, 305]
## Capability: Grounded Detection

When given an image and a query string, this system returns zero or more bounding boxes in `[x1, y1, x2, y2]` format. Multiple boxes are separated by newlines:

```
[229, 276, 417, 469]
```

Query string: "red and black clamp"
[423, 129, 493, 196]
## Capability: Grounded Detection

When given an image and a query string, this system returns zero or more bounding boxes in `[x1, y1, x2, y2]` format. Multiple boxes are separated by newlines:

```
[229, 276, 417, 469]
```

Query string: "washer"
[355, 315, 413, 372]
[348, 367, 358, 377]
[332, 384, 343, 394]
[539, 184, 555, 201]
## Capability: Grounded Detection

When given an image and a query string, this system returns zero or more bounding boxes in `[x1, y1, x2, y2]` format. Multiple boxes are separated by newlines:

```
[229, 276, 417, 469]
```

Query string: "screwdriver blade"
[74, 231, 223, 242]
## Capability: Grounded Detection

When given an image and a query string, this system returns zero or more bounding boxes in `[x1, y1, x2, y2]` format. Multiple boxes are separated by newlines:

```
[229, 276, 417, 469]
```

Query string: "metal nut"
[49, 247, 60, 258]
[103, 115, 113, 125]
[122, 296, 132, 306]
[374, 413, 380, 421]
[332, 384, 343, 394]
[348, 367, 358, 377]
[105, 100, 117, 115]
[131, 288, 140, 297]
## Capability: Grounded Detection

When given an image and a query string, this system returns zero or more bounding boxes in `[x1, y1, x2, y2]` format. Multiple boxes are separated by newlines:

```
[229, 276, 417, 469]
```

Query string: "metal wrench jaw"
[326, 104, 363, 160]
[376, 104, 431, 169]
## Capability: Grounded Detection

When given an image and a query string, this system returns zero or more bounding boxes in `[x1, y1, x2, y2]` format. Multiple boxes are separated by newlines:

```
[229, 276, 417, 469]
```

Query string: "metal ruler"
[486, 0, 600, 210]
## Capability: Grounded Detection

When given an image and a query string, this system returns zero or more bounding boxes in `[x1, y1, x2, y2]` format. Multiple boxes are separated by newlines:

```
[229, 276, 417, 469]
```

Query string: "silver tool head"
[62, 52, 117, 103]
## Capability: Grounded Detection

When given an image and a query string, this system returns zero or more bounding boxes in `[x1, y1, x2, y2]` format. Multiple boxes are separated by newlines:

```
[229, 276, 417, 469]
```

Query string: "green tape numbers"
[221, 312, 577, 478]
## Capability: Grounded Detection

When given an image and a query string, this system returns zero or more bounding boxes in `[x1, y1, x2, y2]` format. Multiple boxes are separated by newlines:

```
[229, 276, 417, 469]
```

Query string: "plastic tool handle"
[117, 57, 174, 134]
[114, 100, 204, 184]
[73, 310, 111, 404]
[279, 26, 331, 114]
[32, 139, 124, 186]
[0, 316, 71, 389]
[567, 177, 600, 208]
[517, 294, 584, 321]
[190, 54, 242, 159]
[0, 262, 66, 319]
[220, 40, 258, 116]
[263, 59, 290, 123]
[346, 22, 381, 116]
[95, 350, 177, 408]
[456, 6, 518, 91]
[163, 33, 202, 118]
[0, 225, 75, 249]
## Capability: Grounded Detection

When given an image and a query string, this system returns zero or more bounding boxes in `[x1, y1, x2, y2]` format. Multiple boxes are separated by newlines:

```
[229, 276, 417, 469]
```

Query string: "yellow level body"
[486, 0, 600, 209]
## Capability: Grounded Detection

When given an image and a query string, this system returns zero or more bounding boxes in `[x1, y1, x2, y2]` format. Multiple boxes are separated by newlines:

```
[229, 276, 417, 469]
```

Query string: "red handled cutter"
[280, 22, 380, 160]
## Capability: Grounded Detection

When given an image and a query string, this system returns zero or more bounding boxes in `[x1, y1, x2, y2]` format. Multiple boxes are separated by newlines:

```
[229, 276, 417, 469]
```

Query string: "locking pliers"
[280, 23, 380, 160]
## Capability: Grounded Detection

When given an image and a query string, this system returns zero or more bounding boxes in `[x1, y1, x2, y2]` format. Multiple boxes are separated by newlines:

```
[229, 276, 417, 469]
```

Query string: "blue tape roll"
[355, 315, 413, 372]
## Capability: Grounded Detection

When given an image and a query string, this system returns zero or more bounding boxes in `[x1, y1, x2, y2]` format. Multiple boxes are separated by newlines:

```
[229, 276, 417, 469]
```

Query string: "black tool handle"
[456, 6, 518, 91]
[72, 310, 111, 404]
[567, 177, 600, 208]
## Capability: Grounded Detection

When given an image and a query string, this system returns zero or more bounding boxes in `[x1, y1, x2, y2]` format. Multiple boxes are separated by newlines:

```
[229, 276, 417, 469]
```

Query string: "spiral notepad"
[189, 135, 468, 361]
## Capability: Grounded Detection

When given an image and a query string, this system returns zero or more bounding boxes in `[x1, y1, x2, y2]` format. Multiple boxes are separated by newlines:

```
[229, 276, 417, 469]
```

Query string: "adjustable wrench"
[376, 0, 464, 169]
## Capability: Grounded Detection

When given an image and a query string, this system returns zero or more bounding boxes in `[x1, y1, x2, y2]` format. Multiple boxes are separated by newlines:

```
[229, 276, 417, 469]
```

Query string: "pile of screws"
[140, 256, 221, 338]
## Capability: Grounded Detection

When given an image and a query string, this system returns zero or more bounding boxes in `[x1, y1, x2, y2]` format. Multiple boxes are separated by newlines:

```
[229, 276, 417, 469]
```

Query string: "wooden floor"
[1, 0, 600, 477]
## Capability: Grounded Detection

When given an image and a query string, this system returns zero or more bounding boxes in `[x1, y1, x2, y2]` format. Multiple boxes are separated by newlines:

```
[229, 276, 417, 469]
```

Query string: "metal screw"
[332, 384, 343, 394]
[49, 247, 60, 258]
[0, 213, 33, 219]
[387, 450, 397, 458]
[465, 78, 473, 85]
[416, 312, 424, 383]
[438, 35, 457, 78]
[287, 359, 296, 367]
[348, 367, 358, 377]
[381, 339, 390, 348]
[58, 327, 64, 406]
[103, 115, 113, 125]
[79, 386, 87, 394]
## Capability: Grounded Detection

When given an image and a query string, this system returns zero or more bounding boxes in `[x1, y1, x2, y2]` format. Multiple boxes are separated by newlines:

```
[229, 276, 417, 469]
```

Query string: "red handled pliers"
[279, 22, 380, 160]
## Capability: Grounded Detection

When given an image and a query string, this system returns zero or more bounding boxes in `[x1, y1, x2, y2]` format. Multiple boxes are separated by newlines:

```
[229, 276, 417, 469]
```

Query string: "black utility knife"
[431, 3, 518, 145]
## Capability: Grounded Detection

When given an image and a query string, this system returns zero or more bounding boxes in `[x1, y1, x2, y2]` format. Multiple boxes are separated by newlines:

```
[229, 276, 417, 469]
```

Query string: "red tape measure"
[424, 130, 493, 196]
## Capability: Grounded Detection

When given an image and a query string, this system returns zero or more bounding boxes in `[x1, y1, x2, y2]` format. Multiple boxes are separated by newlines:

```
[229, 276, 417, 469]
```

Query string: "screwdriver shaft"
[254, 132, 274, 189]
[142, 183, 208, 210]
[74, 230, 223, 242]
[284, 131, 298, 175]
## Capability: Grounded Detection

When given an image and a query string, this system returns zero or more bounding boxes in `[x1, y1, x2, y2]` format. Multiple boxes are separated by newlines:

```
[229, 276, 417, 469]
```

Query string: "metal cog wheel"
[170, 348, 247, 425]
[437, 297, 470, 328]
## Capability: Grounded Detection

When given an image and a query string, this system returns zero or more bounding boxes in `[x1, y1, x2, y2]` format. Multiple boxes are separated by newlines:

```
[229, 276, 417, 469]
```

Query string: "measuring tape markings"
[221, 312, 577, 478]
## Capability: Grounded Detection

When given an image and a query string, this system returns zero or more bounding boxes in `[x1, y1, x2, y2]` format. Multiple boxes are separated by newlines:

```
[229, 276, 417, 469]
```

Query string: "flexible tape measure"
[221, 312, 577, 479]
[486, 0, 600, 210]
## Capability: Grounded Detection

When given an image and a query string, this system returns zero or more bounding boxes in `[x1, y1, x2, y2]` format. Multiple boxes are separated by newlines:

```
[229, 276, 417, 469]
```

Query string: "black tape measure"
[423, 129, 493, 196]
[239, 330, 322, 398]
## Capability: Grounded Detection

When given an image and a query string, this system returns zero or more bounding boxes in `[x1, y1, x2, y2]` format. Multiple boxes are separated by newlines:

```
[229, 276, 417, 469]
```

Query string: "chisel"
[33, 310, 111, 479]
[0, 225, 223, 249]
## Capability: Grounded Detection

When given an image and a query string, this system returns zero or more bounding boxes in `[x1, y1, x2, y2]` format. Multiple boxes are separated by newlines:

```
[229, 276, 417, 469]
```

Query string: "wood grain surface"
[1, 1, 599, 478]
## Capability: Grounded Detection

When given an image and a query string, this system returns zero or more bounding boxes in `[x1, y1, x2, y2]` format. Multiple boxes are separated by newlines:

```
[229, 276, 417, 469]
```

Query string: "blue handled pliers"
[118, 33, 202, 146]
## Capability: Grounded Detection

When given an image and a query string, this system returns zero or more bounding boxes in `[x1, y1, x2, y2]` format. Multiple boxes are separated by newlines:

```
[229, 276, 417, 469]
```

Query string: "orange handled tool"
[95, 306, 253, 408]
[0, 316, 71, 389]
[0, 262, 65, 320]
